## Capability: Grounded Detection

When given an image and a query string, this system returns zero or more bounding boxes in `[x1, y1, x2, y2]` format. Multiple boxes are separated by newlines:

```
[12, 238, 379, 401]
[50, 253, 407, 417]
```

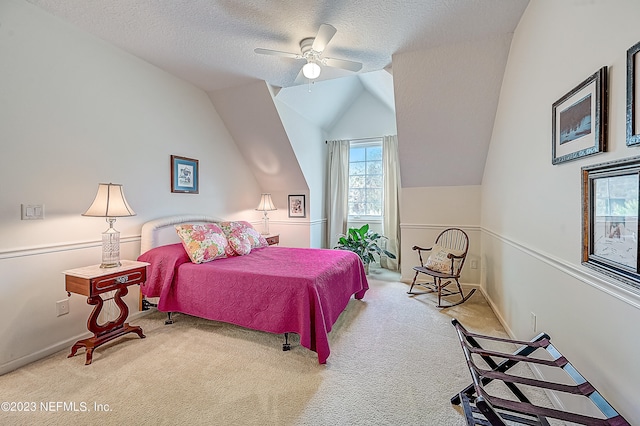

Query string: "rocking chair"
[408, 228, 476, 308]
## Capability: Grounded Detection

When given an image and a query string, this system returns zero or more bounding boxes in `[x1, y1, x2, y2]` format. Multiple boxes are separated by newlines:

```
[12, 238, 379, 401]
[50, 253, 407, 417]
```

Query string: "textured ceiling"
[26, 0, 529, 92]
[25, 0, 529, 189]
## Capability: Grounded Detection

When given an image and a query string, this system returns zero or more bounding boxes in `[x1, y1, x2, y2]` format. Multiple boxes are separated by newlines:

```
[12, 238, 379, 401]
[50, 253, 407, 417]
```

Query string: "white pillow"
[424, 244, 464, 274]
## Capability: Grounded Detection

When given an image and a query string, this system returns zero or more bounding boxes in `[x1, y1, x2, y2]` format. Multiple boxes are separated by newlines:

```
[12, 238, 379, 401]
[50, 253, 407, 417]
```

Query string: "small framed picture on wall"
[288, 194, 306, 218]
[171, 155, 199, 194]
[627, 40, 640, 146]
[551, 67, 607, 164]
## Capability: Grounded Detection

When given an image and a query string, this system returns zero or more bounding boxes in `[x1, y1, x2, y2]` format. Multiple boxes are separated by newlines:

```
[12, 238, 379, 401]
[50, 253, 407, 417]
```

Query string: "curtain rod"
[325, 137, 383, 144]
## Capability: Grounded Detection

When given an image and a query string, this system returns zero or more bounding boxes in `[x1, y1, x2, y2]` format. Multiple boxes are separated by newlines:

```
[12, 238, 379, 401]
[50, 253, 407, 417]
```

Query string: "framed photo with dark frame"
[582, 155, 640, 292]
[627, 41, 640, 146]
[552, 67, 608, 165]
[288, 194, 306, 218]
[171, 155, 199, 194]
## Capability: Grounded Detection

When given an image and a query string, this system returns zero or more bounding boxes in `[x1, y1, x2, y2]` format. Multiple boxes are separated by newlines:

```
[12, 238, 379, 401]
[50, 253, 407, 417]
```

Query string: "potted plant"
[334, 224, 396, 273]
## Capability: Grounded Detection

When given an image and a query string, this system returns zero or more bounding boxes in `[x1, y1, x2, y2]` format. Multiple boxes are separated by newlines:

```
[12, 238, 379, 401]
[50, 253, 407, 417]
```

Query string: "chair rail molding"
[481, 227, 640, 309]
[0, 235, 141, 260]
[401, 223, 481, 232]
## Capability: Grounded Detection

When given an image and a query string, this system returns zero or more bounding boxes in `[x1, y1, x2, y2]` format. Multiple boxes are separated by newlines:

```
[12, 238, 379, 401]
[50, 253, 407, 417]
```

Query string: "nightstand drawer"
[265, 234, 279, 246]
[92, 268, 146, 293]
[65, 264, 147, 297]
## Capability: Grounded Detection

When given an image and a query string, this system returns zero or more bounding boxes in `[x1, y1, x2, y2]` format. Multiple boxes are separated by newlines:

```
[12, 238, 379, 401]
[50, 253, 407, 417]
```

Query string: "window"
[348, 141, 383, 218]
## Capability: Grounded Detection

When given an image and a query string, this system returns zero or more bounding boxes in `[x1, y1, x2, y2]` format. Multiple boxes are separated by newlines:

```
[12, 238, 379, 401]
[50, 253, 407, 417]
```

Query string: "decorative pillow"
[175, 223, 228, 264]
[227, 231, 252, 256]
[218, 221, 268, 249]
[425, 244, 464, 274]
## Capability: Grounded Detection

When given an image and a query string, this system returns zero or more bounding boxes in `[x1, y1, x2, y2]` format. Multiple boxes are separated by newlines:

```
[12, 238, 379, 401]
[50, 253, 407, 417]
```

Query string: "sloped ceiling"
[275, 75, 365, 131]
[394, 34, 515, 187]
[25, 0, 530, 189]
[209, 81, 307, 192]
[275, 70, 396, 131]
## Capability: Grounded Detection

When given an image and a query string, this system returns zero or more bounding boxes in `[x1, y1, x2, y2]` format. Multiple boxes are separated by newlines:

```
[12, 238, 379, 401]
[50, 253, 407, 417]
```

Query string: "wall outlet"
[470, 259, 478, 269]
[530, 312, 537, 332]
[56, 299, 70, 316]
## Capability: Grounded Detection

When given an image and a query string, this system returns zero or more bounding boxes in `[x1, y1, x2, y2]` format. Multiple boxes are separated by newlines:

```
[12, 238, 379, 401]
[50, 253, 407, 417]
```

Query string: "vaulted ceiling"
[26, 0, 530, 188]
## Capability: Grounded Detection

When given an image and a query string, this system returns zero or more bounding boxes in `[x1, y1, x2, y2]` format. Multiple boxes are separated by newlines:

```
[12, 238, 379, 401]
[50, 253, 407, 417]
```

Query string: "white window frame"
[347, 139, 383, 222]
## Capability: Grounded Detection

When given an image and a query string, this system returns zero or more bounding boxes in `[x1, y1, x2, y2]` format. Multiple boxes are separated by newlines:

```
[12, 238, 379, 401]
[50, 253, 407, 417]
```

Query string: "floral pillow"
[218, 221, 268, 249]
[175, 223, 228, 264]
[424, 244, 464, 274]
[226, 229, 252, 256]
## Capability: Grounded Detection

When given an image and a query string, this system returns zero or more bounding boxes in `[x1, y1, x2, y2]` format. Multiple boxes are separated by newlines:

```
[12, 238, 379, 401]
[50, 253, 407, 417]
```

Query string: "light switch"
[21, 204, 45, 220]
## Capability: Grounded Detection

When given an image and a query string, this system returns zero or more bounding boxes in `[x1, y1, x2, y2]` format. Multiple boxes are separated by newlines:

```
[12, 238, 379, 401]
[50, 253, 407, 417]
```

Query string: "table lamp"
[83, 183, 136, 268]
[255, 193, 276, 235]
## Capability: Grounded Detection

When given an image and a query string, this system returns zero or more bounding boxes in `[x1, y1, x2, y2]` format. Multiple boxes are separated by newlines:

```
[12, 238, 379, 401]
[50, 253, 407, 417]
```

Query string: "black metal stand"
[450, 319, 630, 426]
[141, 299, 157, 311]
[282, 333, 291, 351]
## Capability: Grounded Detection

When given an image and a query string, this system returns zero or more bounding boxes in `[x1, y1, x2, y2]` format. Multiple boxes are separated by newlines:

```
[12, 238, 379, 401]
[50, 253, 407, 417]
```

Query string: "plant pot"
[363, 263, 369, 275]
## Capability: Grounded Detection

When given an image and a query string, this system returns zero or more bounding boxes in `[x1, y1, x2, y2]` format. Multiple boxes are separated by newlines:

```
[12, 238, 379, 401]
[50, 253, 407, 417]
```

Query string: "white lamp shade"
[256, 193, 276, 211]
[302, 61, 321, 80]
[83, 183, 136, 217]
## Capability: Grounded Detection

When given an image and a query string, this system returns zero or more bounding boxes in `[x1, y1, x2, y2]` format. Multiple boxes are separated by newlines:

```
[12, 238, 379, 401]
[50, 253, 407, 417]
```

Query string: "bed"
[137, 215, 369, 364]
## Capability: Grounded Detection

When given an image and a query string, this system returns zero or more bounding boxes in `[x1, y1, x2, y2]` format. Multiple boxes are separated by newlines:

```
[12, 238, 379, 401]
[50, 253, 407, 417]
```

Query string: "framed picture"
[288, 194, 306, 218]
[582, 156, 640, 292]
[627, 41, 640, 146]
[552, 67, 608, 165]
[171, 155, 199, 194]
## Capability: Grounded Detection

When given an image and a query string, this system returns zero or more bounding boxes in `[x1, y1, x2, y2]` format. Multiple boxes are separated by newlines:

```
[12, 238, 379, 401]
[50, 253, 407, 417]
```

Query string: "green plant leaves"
[334, 224, 396, 264]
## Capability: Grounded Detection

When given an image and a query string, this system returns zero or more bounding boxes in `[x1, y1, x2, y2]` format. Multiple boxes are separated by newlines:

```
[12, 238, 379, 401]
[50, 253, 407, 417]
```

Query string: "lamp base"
[100, 220, 121, 268]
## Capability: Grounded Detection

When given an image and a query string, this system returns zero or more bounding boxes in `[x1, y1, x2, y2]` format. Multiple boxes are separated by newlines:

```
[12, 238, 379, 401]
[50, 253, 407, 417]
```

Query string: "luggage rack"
[450, 319, 629, 426]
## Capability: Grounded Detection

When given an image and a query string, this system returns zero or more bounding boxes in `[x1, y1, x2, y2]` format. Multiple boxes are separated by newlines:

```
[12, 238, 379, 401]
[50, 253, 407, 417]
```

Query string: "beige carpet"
[0, 267, 550, 426]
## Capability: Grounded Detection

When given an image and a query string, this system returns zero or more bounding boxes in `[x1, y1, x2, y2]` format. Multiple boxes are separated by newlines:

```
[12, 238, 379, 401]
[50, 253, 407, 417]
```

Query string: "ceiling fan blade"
[254, 48, 301, 60]
[312, 24, 337, 53]
[324, 57, 363, 72]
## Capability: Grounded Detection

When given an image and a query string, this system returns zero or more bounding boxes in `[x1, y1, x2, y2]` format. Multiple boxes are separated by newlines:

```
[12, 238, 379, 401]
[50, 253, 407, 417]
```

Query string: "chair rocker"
[408, 228, 476, 308]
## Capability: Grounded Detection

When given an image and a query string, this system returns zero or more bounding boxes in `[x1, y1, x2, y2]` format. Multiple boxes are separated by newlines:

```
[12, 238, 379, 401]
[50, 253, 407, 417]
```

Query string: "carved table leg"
[68, 286, 144, 365]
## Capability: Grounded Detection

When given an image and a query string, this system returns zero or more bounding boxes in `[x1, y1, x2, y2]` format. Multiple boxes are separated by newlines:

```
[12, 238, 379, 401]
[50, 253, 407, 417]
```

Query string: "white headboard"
[140, 215, 224, 255]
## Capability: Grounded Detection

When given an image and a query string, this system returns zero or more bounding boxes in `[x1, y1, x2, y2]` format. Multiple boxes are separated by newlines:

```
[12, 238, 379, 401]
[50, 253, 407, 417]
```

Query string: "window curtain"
[325, 140, 350, 249]
[381, 135, 400, 270]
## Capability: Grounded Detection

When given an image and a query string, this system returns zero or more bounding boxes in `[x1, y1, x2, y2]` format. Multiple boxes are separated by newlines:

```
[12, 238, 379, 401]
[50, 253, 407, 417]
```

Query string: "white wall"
[0, 0, 261, 374]
[399, 186, 481, 285]
[482, 0, 640, 421]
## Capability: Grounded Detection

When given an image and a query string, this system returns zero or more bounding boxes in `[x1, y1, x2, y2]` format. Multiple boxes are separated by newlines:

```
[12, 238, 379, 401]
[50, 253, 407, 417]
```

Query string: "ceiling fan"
[254, 24, 363, 84]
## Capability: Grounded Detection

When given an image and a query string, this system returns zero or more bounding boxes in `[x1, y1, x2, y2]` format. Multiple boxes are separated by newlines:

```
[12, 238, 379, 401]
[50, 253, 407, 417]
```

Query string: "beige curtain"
[325, 140, 350, 249]
[381, 135, 400, 270]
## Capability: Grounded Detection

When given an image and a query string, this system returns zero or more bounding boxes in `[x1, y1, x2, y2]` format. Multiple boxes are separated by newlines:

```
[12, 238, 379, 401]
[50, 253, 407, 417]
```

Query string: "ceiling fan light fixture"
[302, 61, 321, 80]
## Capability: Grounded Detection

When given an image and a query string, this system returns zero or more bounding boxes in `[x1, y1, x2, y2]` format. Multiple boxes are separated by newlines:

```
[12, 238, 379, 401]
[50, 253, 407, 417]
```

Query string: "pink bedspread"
[138, 244, 368, 363]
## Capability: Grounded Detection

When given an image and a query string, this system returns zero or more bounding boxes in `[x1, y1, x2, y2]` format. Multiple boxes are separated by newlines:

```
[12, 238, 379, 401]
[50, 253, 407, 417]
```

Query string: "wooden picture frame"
[552, 67, 608, 165]
[171, 155, 199, 194]
[582, 156, 640, 292]
[627, 41, 640, 146]
[288, 194, 306, 218]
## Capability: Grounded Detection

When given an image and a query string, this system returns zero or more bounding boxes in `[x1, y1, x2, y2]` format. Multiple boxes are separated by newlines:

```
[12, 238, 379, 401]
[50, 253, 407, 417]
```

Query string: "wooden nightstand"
[63, 260, 149, 365]
[265, 234, 279, 246]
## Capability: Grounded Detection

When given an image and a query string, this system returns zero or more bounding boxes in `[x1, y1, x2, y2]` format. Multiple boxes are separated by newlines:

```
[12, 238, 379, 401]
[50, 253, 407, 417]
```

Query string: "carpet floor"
[0, 267, 553, 425]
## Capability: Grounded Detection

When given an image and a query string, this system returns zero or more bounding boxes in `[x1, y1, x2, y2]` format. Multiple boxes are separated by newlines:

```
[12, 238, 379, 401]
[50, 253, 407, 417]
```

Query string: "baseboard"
[0, 309, 154, 376]
[477, 286, 568, 413]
